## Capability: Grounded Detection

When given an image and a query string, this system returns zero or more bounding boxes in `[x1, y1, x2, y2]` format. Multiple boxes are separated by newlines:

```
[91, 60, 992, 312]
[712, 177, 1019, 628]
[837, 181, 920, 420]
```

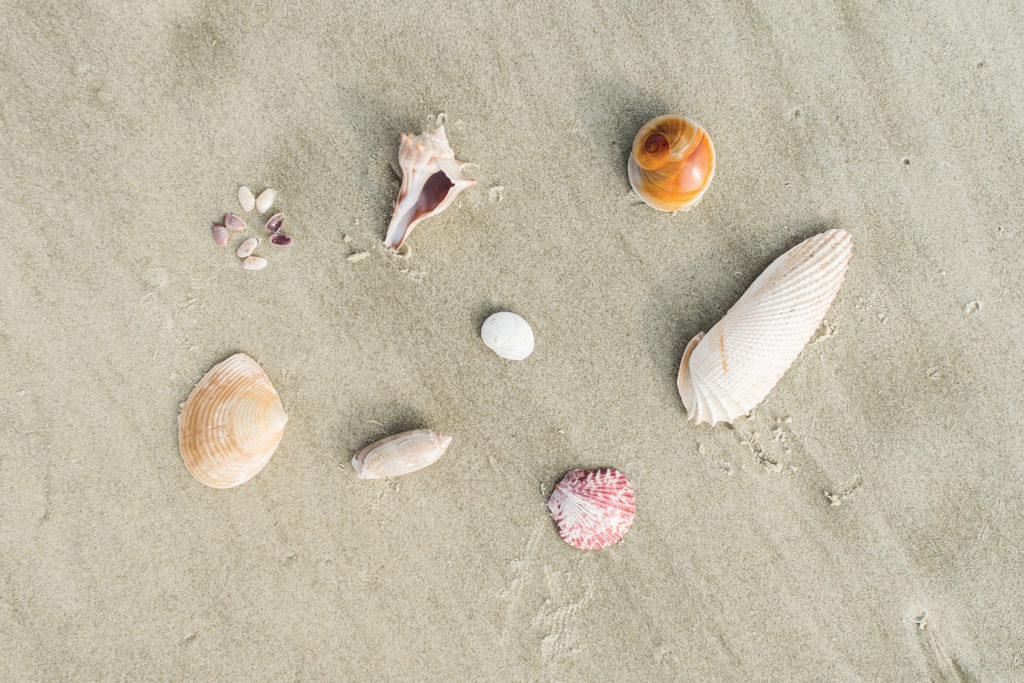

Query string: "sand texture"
[1, 0, 1022, 680]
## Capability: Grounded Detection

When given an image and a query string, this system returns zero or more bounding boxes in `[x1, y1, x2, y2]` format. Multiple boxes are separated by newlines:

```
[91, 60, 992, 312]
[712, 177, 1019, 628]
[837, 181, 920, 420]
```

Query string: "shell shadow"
[334, 401, 427, 465]
[577, 78, 670, 186]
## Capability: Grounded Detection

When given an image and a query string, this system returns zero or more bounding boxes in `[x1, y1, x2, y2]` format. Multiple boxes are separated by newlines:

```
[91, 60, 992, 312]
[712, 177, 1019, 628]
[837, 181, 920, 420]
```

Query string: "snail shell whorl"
[627, 115, 715, 212]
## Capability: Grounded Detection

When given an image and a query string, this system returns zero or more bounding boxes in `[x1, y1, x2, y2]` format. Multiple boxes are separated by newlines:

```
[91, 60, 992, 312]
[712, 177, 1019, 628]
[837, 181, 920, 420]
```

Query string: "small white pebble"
[242, 255, 267, 271]
[238, 186, 256, 212]
[236, 237, 259, 258]
[255, 188, 275, 213]
[347, 251, 369, 262]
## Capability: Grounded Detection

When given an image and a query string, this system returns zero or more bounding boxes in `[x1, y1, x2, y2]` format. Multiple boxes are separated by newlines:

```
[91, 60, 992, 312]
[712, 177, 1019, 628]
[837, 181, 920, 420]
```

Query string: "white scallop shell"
[481, 311, 535, 360]
[677, 229, 853, 426]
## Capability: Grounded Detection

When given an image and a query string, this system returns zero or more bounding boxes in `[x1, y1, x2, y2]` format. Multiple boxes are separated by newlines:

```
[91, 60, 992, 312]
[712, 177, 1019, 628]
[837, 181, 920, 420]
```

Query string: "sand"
[1, 0, 1022, 679]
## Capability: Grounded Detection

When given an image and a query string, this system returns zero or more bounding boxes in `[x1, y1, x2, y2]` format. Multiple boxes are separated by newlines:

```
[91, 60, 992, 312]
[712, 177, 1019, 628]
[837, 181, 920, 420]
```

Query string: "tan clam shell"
[352, 429, 453, 479]
[178, 353, 288, 488]
[383, 126, 475, 250]
[677, 229, 853, 426]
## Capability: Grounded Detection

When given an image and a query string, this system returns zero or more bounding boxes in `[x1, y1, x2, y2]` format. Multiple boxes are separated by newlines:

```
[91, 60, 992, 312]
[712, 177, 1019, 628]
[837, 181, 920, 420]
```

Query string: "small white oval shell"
[236, 237, 258, 258]
[241, 255, 267, 271]
[255, 188, 275, 213]
[238, 186, 256, 212]
[481, 311, 534, 360]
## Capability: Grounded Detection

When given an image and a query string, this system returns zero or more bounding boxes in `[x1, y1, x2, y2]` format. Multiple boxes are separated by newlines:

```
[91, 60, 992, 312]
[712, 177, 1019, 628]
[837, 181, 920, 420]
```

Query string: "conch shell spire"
[383, 126, 475, 250]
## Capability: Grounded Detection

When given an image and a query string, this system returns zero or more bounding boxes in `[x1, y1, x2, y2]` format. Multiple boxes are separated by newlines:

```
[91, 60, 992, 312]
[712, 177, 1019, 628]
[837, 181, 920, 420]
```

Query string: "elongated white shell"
[481, 311, 534, 360]
[352, 429, 453, 479]
[383, 126, 475, 250]
[678, 229, 853, 426]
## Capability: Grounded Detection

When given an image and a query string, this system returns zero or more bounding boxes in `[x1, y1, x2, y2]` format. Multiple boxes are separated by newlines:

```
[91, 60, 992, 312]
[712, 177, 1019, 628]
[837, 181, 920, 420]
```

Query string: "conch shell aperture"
[178, 353, 288, 488]
[677, 229, 853, 426]
[384, 126, 475, 250]
[628, 115, 715, 212]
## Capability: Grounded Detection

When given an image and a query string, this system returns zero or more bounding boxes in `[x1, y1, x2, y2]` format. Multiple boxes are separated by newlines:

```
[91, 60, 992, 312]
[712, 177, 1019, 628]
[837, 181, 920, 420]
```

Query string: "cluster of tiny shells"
[210, 186, 292, 270]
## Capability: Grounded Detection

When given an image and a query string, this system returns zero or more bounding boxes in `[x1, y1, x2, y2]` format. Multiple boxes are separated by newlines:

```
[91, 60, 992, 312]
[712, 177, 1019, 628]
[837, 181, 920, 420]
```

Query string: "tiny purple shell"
[270, 233, 292, 246]
[265, 213, 284, 233]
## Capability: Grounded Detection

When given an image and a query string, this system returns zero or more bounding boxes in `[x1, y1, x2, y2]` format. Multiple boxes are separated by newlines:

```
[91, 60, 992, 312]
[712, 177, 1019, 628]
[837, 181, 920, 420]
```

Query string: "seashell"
[677, 229, 853, 426]
[255, 188, 275, 213]
[269, 233, 292, 246]
[212, 224, 229, 246]
[480, 311, 534, 360]
[383, 126, 476, 250]
[264, 213, 283, 233]
[236, 236, 258, 258]
[178, 353, 288, 489]
[224, 214, 245, 231]
[548, 468, 636, 550]
[241, 255, 267, 271]
[627, 115, 716, 212]
[238, 186, 256, 212]
[352, 429, 453, 479]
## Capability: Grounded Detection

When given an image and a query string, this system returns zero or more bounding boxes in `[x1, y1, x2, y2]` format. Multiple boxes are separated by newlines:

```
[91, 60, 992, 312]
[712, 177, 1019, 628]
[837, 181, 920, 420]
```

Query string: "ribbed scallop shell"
[547, 468, 636, 550]
[384, 126, 475, 250]
[178, 353, 288, 488]
[628, 115, 715, 212]
[352, 429, 453, 479]
[480, 311, 535, 360]
[677, 229, 853, 426]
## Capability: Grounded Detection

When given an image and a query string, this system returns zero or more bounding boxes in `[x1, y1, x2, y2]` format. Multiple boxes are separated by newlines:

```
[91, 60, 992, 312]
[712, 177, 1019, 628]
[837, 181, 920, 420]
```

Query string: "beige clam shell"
[677, 229, 853, 426]
[178, 353, 288, 488]
[351, 429, 453, 479]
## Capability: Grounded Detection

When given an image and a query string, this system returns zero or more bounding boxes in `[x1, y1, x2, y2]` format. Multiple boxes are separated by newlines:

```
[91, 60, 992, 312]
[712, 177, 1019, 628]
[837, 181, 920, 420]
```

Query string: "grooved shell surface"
[178, 353, 288, 488]
[548, 468, 636, 550]
[677, 229, 853, 426]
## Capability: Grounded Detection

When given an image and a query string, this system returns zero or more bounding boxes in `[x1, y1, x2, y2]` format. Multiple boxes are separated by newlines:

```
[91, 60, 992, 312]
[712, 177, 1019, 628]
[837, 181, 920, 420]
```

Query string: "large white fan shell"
[678, 229, 853, 426]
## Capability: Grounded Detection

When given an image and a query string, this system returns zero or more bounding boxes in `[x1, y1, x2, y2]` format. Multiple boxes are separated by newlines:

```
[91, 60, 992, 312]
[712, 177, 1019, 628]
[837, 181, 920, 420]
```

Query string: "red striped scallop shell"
[547, 468, 635, 550]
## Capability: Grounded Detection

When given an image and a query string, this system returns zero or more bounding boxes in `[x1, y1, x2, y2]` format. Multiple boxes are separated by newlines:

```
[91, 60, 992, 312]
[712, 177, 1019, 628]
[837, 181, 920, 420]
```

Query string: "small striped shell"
[628, 115, 715, 211]
[678, 229, 853, 426]
[352, 429, 453, 479]
[178, 354, 288, 488]
[547, 468, 636, 550]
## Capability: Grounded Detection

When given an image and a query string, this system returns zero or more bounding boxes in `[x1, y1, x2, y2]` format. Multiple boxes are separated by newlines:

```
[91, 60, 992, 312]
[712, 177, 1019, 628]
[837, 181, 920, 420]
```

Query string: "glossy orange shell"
[627, 115, 716, 211]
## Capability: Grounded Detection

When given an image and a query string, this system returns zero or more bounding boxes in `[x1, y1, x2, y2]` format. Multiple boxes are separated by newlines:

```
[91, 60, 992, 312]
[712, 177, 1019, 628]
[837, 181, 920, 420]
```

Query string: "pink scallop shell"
[547, 468, 635, 550]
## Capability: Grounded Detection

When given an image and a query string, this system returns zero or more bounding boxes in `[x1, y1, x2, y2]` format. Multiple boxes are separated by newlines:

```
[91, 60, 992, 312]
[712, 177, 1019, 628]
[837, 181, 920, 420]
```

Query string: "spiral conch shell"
[628, 115, 716, 212]
[678, 229, 853, 426]
[352, 429, 453, 479]
[178, 353, 288, 488]
[383, 126, 475, 250]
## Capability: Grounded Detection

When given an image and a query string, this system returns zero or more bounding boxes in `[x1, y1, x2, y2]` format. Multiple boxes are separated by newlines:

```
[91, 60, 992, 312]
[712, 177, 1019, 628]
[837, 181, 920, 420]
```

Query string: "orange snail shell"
[627, 115, 716, 211]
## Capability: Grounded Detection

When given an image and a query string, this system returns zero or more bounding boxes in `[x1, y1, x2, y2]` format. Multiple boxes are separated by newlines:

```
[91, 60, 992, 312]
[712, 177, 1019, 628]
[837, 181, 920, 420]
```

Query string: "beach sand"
[1, 0, 1022, 679]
